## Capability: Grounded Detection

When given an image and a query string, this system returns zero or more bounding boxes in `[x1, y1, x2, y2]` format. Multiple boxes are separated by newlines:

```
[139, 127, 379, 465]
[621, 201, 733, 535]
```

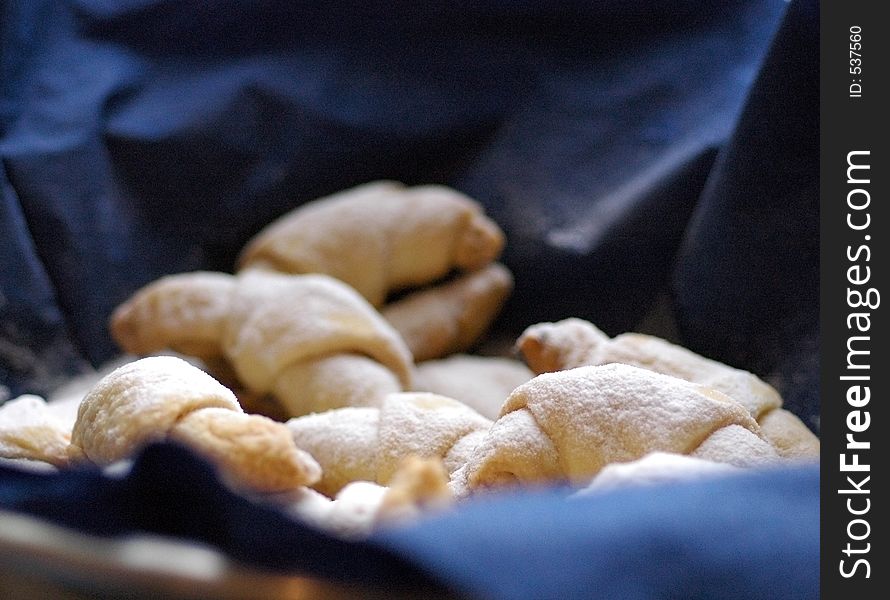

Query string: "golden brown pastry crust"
[517, 318, 819, 459]
[110, 271, 233, 361]
[757, 408, 821, 460]
[110, 270, 413, 417]
[69, 356, 241, 464]
[270, 456, 451, 539]
[169, 408, 321, 493]
[68, 356, 321, 492]
[378, 455, 452, 522]
[0, 395, 71, 467]
[223, 271, 411, 394]
[286, 392, 491, 497]
[412, 354, 533, 420]
[237, 181, 505, 307]
[459, 364, 777, 492]
[382, 263, 513, 362]
[518, 318, 781, 418]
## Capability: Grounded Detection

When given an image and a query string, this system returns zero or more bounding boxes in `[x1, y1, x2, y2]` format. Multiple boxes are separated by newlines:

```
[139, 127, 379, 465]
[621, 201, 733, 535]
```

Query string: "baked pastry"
[69, 356, 321, 493]
[272, 456, 451, 539]
[0, 394, 71, 467]
[572, 452, 740, 497]
[376, 455, 452, 522]
[413, 354, 533, 420]
[456, 364, 779, 492]
[518, 318, 819, 459]
[237, 181, 511, 361]
[286, 392, 492, 496]
[238, 181, 505, 307]
[382, 263, 513, 362]
[111, 270, 413, 417]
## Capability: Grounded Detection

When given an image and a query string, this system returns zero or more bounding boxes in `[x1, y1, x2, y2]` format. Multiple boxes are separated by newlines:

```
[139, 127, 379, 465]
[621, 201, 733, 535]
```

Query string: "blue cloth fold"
[374, 464, 820, 600]
[0, 443, 819, 599]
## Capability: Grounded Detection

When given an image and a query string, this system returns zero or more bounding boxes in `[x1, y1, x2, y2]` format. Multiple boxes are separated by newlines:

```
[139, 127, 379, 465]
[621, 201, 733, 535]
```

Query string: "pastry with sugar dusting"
[237, 181, 511, 360]
[67, 356, 321, 493]
[270, 455, 452, 539]
[286, 392, 492, 497]
[456, 364, 781, 493]
[0, 394, 71, 468]
[572, 452, 741, 497]
[238, 181, 504, 306]
[518, 318, 819, 460]
[382, 263, 513, 362]
[413, 354, 533, 420]
[111, 270, 413, 418]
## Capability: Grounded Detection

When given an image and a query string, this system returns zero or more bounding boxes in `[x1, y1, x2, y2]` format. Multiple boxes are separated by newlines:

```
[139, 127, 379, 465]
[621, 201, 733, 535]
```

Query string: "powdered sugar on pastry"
[269, 457, 452, 539]
[68, 356, 321, 493]
[110, 270, 413, 418]
[518, 318, 782, 418]
[285, 407, 381, 497]
[413, 354, 533, 419]
[273, 354, 401, 415]
[0, 394, 71, 467]
[287, 392, 491, 497]
[69, 356, 241, 464]
[222, 271, 412, 401]
[110, 272, 233, 360]
[324, 481, 390, 538]
[573, 452, 741, 496]
[757, 408, 821, 460]
[689, 424, 781, 468]
[461, 364, 774, 491]
[517, 318, 819, 460]
[238, 181, 505, 307]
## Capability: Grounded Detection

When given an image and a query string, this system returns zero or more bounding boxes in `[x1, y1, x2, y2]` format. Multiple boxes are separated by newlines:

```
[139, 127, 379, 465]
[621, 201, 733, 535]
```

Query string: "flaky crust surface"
[287, 392, 491, 496]
[413, 354, 533, 420]
[69, 356, 241, 464]
[0, 395, 72, 467]
[382, 263, 513, 362]
[68, 356, 321, 492]
[110, 270, 414, 417]
[517, 318, 819, 459]
[462, 364, 769, 490]
[238, 181, 505, 307]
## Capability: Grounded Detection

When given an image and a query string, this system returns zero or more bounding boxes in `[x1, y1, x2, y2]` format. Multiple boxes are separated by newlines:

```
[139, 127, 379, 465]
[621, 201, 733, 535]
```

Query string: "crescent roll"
[238, 181, 505, 307]
[110, 270, 414, 417]
[572, 452, 741, 497]
[458, 364, 780, 492]
[286, 392, 492, 497]
[412, 354, 533, 420]
[237, 181, 511, 361]
[382, 263, 513, 362]
[518, 318, 819, 460]
[271, 456, 451, 539]
[0, 395, 71, 467]
[69, 356, 321, 493]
